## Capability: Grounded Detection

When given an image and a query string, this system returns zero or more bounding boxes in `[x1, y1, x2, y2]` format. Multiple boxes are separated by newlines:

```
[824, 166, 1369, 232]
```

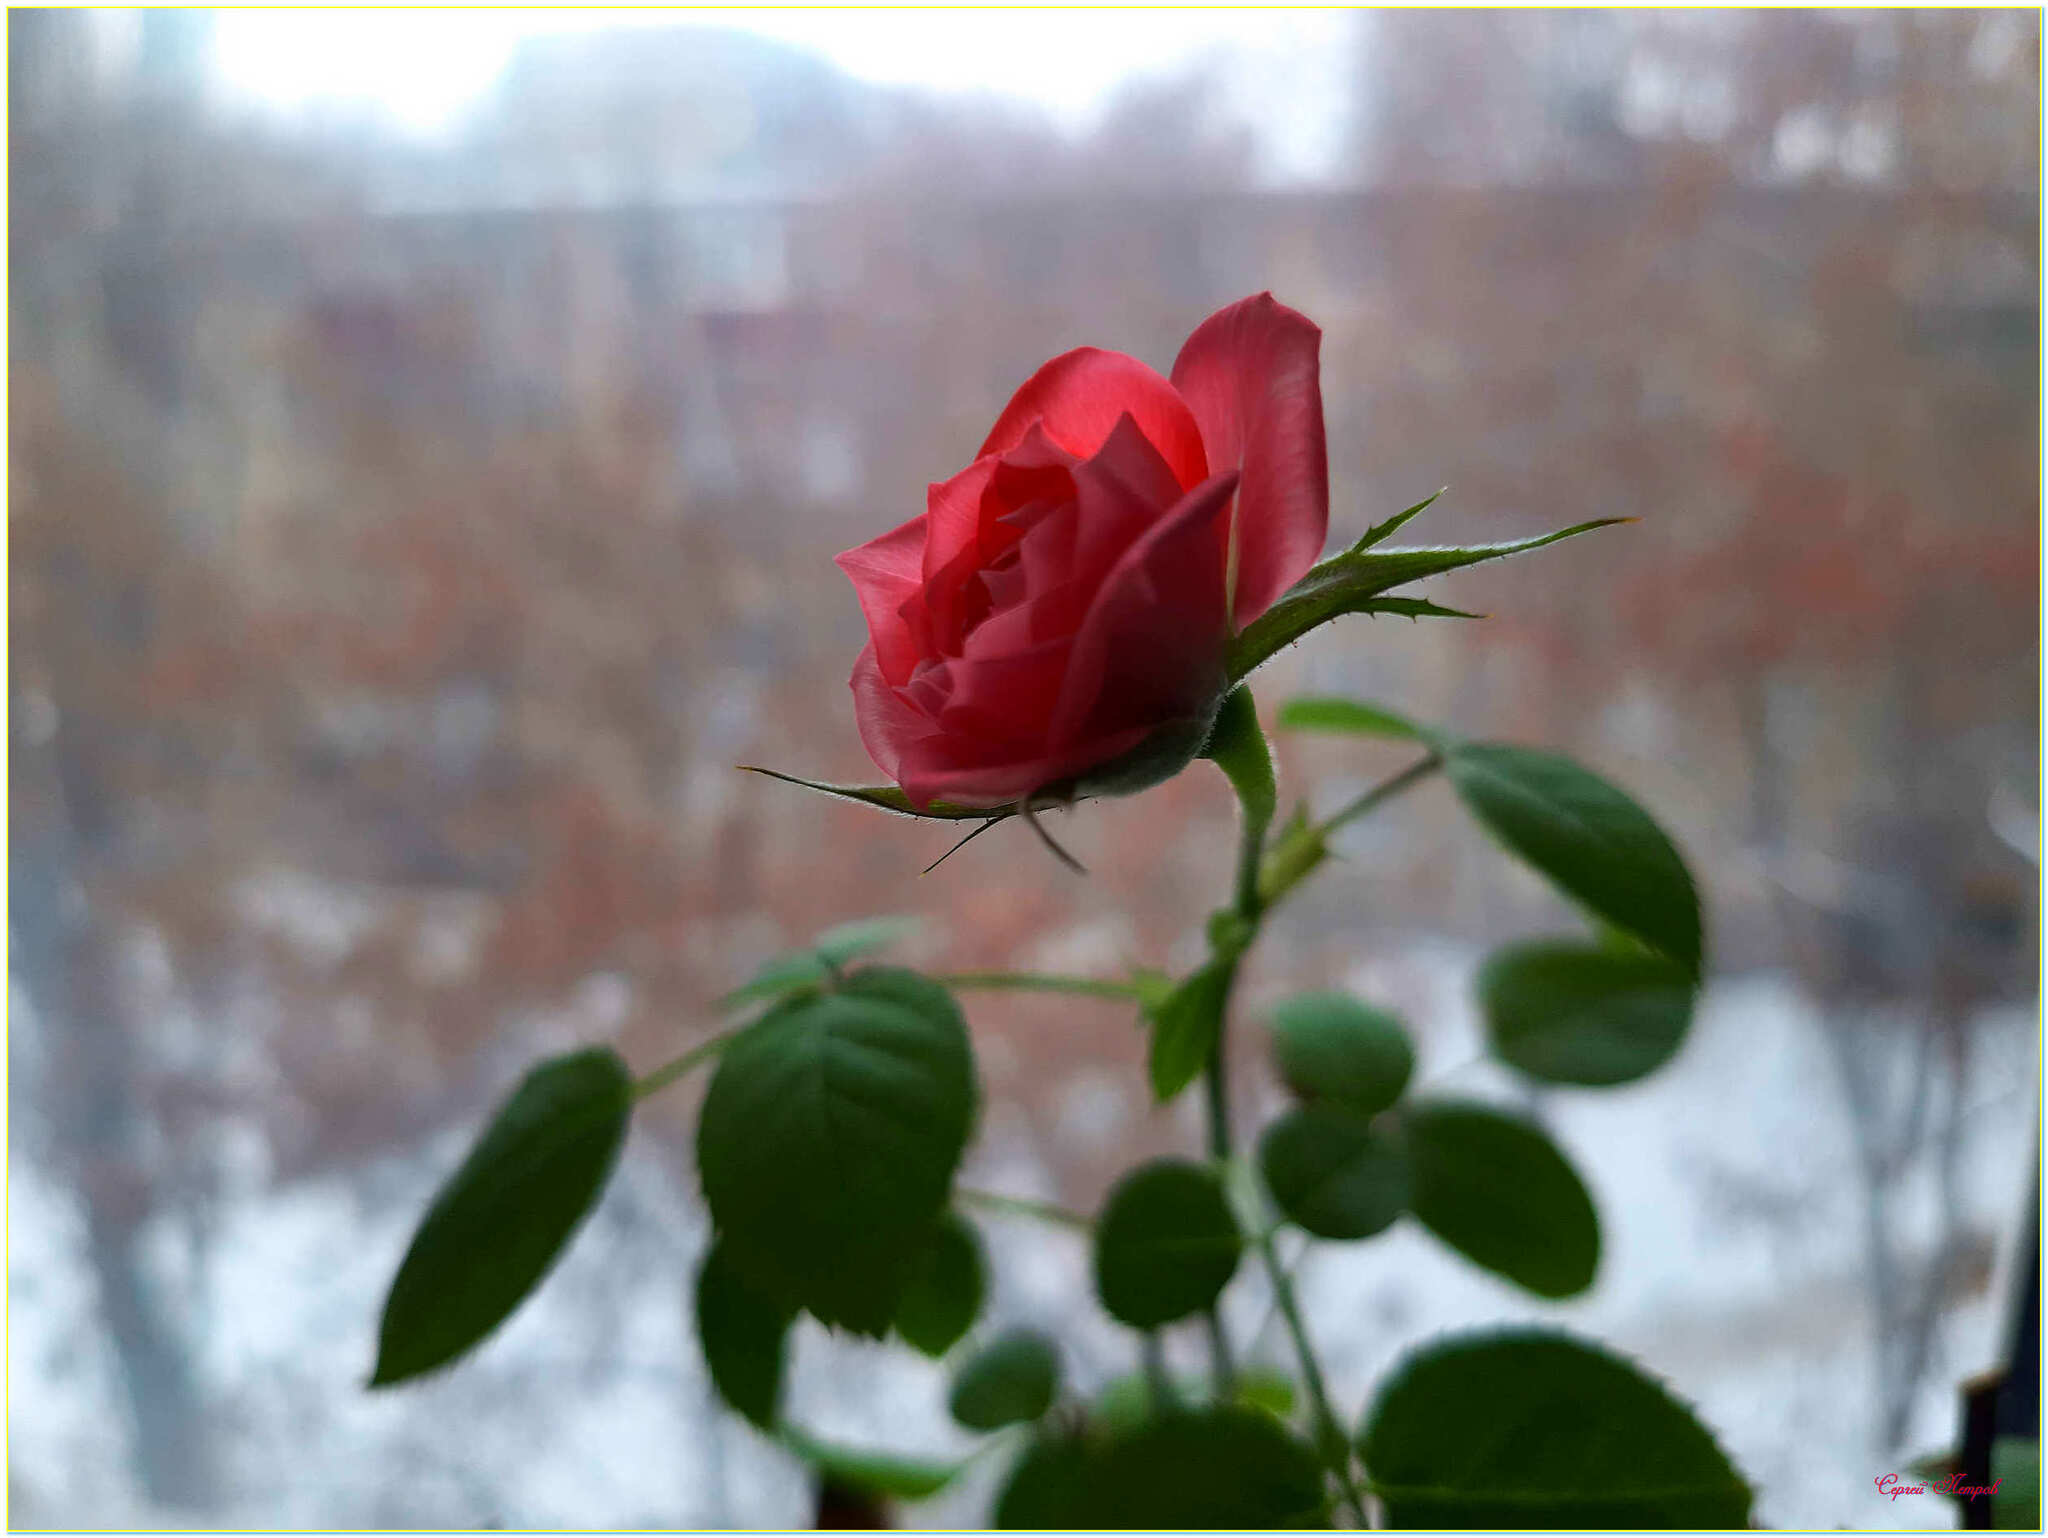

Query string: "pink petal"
[978, 346, 1209, 493]
[1050, 468, 1239, 750]
[1170, 293, 1329, 627]
[835, 515, 928, 688]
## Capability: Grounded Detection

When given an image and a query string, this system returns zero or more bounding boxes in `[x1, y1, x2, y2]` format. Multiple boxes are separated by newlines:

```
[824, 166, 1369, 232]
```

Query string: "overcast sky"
[209, 8, 1355, 181]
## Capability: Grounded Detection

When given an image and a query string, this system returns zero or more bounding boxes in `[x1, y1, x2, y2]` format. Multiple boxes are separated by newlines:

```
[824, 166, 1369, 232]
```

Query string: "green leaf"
[1097, 1407, 1329, 1528]
[1259, 1105, 1410, 1241]
[1480, 940, 1697, 1087]
[1354, 487, 1446, 550]
[738, 764, 1018, 821]
[1228, 518, 1624, 681]
[994, 1431, 1100, 1529]
[695, 1236, 792, 1428]
[696, 968, 977, 1333]
[780, 1424, 966, 1501]
[1093, 1159, 1243, 1329]
[1994, 1436, 2040, 1529]
[1128, 967, 1177, 1015]
[1268, 991, 1415, 1115]
[1359, 1327, 1752, 1528]
[371, 1048, 630, 1387]
[720, 915, 923, 1009]
[1092, 1365, 1297, 1429]
[1404, 1101, 1599, 1299]
[1236, 1364, 1300, 1420]
[1276, 696, 1430, 743]
[995, 1408, 1327, 1529]
[1147, 959, 1233, 1103]
[1444, 743, 1702, 978]
[893, 1212, 986, 1357]
[949, 1329, 1061, 1431]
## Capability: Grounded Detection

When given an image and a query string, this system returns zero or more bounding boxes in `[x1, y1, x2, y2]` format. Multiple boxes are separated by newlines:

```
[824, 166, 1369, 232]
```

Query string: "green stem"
[955, 1186, 1091, 1232]
[632, 1027, 742, 1101]
[1201, 688, 1385, 1524]
[936, 971, 1145, 1001]
[1141, 1332, 1177, 1411]
[1256, 1226, 1370, 1527]
[1258, 752, 1443, 909]
[1321, 752, 1442, 839]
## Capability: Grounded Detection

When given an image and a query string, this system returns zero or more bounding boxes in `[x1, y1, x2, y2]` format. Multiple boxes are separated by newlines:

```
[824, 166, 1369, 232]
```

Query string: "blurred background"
[8, 7, 2039, 1528]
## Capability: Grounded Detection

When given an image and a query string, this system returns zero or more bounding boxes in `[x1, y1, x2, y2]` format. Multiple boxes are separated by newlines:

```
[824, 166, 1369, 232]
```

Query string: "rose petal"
[849, 642, 931, 786]
[1049, 467, 1239, 750]
[835, 514, 928, 688]
[896, 720, 1158, 811]
[1169, 293, 1329, 627]
[978, 346, 1209, 493]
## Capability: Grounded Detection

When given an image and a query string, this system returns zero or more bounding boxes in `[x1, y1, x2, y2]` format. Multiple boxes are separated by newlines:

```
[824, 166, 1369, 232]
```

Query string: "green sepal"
[1227, 518, 1625, 682]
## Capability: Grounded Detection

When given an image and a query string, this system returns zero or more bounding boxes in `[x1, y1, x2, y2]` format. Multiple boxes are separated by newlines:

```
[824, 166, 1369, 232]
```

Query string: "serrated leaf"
[1404, 1101, 1599, 1299]
[371, 1048, 630, 1387]
[1354, 487, 1446, 550]
[1259, 1105, 1410, 1241]
[1228, 518, 1624, 681]
[696, 968, 977, 1334]
[695, 1236, 792, 1428]
[1276, 696, 1430, 742]
[1268, 991, 1415, 1115]
[738, 765, 1019, 821]
[949, 1329, 1060, 1430]
[1444, 743, 1702, 978]
[893, 1212, 986, 1357]
[1481, 940, 1696, 1087]
[720, 915, 922, 1009]
[1359, 1327, 1752, 1528]
[781, 1424, 966, 1501]
[1147, 959, 1233, 1103]
[1093, 1159, 1243, 1329]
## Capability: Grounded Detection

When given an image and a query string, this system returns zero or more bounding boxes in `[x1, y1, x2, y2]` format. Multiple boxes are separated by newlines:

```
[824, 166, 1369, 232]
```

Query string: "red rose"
[836, 293, 1328, 810]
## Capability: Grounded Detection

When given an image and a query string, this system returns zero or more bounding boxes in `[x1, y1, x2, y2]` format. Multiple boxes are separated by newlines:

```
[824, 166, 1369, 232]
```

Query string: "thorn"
[1020, 796, 1087, 875]
[923, 815, 1007, 875]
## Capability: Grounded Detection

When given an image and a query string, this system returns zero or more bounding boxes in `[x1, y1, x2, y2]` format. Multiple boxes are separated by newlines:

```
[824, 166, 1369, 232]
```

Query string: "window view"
[9, 9, 2038, 1529]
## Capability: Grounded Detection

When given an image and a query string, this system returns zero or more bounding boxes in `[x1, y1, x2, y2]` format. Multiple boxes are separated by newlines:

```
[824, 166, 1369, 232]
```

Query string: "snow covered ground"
[10, 962, 2036, 1529]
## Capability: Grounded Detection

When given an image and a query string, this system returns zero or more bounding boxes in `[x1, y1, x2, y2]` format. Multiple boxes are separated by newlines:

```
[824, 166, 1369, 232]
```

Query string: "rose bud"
[836, 293, 1328, 811]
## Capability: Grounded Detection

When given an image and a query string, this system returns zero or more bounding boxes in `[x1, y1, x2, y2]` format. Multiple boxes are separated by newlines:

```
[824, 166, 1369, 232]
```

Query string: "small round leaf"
[695, 1236, 792, 1428]
[1259, 1105, 1410, 1240]
[1404, 1100, 1599, 1299]
[1481, 940, 1696, 1086]
[1360, 1327, 1752, 1527]
[1445, 743, 1702, 978]
[893, 1212, 986, 1357]
[949, 1329, 1060, 1431]
[1269, 991, 1415, 1115]
[696, 968, 976, 1333]
[372, 1048, 630, 1387]
[1093, 1159, 1243, 1330]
